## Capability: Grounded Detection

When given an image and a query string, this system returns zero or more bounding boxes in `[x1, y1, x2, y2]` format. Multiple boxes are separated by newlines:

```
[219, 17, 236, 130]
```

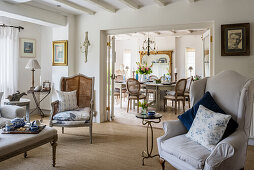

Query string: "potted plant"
[136, 62, 152, 82]
[139, 100, 149, 115]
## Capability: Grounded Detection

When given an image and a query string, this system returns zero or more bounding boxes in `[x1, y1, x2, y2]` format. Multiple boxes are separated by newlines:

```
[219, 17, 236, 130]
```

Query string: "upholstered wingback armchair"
[49, 74, 94, 144]
[157, 70, 254, 170]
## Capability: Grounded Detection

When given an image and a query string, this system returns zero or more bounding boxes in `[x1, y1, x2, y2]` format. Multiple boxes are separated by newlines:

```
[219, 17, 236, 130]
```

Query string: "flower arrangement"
[136, 62, 152, 75]
[139, 100, 149, 110]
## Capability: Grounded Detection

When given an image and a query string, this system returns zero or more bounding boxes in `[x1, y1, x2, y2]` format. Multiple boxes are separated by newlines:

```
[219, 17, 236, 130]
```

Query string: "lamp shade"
[25, 59, 41, 70]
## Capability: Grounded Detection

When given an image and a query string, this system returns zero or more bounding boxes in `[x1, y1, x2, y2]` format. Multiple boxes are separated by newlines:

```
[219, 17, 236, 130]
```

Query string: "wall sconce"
[80, 32, 90, 63]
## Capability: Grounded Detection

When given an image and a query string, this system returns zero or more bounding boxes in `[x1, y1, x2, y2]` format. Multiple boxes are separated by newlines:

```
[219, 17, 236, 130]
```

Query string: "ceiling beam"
[55, 0, 96, 15]
[153, 0, 166, 6]
[0, 1, 66, 26]
[85, 0, 117, 13]
[118, 0, 140, 10]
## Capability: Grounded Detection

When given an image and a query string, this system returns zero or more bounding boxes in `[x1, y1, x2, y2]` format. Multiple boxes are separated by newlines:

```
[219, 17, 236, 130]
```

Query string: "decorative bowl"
[147, 111, 156, 116]
[30, 125, 39, 132]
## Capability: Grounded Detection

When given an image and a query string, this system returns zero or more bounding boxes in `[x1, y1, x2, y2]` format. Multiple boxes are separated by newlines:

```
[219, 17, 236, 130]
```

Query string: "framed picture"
[52, 40, 68, 66]
[221, 23, 250, 56]
[20, 38, 36, 58]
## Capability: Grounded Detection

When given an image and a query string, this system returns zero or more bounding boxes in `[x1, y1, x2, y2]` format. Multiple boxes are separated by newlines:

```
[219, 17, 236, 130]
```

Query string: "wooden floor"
[0, 115, 253, 170]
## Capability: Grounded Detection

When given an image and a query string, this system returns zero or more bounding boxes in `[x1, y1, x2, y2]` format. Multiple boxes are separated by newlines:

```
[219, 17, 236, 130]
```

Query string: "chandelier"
[141, 33, 157, 56]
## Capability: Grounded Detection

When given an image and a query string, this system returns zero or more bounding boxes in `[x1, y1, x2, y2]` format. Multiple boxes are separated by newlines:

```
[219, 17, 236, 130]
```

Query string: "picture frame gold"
[52, 40, 68, 66]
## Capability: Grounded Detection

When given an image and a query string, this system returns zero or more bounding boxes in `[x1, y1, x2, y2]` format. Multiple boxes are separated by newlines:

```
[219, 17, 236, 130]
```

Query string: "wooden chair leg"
[89, 125, 92, 144]
[183, 98, 185, 112]
[159, 157, 165, 170]
[62, 127, 64, 134]
[188, 96, 190, 108]
[175, 99, 177, 115]
[127, 98, 130, 112]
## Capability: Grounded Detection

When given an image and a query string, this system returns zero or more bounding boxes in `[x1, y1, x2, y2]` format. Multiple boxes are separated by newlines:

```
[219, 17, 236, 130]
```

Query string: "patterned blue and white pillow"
[56, 90, 78, 112]
[185, 105, 231, 151]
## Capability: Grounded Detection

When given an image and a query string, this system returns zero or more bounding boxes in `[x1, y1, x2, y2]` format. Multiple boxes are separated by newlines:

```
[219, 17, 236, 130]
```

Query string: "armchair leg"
[62, 127, 64, 134]
[159, 157, 165, 170]
[89, 125, 93, 144]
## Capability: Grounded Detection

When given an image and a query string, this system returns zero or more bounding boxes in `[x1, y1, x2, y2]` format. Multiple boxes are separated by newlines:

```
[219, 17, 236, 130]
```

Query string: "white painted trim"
[86, 0, 117, 13]
[153, 0, 166, 6]
[55, 0, 96, 15]
[248, 138, 254, 146]
[118, 0, 140, 10]
[0, 1, 66, 26]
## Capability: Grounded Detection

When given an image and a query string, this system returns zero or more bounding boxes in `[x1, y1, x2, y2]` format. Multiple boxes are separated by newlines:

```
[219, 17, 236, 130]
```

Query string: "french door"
[106, 36, 116, 121]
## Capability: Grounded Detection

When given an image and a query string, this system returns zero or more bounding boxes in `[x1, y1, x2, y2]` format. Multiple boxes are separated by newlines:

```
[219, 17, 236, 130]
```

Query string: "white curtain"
[0, 27, 19, 98]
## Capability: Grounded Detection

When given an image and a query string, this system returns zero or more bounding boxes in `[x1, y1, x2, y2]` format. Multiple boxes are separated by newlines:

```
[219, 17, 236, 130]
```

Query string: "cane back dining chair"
[185, 76, 193, 108]
[126, 78, 146, 113]
[49, 74, 94, 144]
[164, 79, 187, 114]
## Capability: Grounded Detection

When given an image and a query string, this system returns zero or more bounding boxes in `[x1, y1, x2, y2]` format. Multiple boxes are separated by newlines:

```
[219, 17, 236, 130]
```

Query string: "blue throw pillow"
[178, 91, 238, 139]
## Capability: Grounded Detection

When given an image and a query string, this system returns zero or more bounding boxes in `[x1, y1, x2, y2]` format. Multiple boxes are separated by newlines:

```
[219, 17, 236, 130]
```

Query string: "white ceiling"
[5, 0, 188, 16]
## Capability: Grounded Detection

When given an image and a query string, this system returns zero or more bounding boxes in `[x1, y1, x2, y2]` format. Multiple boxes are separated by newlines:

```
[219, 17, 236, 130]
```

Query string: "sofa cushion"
[53, 107, 90, 121]
[56, 90, 78, 112]
[178, 91, 238, 139]
[161, 134, 211, 169]
[186, 105, 231, 151]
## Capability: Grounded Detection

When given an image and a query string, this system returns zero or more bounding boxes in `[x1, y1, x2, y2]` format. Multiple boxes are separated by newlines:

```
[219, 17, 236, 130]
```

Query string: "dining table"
[115, 80, 175, 111]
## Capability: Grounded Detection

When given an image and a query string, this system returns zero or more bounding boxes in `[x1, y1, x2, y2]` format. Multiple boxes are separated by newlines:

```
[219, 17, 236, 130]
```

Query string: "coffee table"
[0, 127, 58, 167]
[136, 113, 162, 165]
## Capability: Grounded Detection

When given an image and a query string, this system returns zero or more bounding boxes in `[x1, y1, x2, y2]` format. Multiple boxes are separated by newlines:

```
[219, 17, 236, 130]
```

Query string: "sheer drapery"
[0, 27, 19, 98]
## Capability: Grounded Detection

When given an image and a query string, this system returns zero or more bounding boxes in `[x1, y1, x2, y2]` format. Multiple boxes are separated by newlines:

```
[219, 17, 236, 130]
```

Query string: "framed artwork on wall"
[221, 23, 250, 56]
[52, 40, 68, 66]
[20, 38, 36, 58]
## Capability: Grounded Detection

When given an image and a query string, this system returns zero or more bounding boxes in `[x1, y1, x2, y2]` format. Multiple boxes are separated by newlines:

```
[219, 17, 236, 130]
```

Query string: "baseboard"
[248, 138, 254, 146]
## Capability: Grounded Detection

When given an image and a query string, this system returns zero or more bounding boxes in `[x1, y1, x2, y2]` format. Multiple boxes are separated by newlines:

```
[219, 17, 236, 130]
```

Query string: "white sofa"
[0, 92, 25, 127]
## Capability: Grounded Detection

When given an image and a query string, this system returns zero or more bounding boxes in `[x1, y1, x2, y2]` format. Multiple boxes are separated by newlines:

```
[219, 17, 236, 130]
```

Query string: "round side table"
[3, 98, 31, 122]
[136, 113, 162, 166]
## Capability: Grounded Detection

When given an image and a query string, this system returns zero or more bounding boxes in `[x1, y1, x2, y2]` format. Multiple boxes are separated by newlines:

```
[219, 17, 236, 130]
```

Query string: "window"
[123, 49, 131, 78]
[185, 48, 195, 77]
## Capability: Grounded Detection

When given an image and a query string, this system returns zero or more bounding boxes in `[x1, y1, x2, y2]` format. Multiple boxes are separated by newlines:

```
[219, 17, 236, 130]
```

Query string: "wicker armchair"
[49, 74, 94, 144]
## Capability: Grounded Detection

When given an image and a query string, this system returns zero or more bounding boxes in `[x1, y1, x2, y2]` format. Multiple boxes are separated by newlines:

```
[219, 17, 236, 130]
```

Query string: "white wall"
[175, 35, 203, 79]
[75, 0, 254, 122]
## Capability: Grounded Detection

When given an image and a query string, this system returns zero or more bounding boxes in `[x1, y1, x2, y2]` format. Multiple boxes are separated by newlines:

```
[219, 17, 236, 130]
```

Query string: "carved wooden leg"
[62, 127, 64, 134]
[183, 98, 185, 112]
[50, 138, 57, 167]
[127, 98, 130, 112]
[188, 96, 190, 108]
[89, 125, 93, 144]
[24, 152, 27, 158]
[159, 157, 165, 170]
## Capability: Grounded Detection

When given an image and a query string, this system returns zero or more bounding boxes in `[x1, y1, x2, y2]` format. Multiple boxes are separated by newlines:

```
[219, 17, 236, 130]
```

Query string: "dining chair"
[184, 76, 193, 108]
[164, 79, 187, 114]
[126, 78, 146, 113]
[115, 75, 127, 100]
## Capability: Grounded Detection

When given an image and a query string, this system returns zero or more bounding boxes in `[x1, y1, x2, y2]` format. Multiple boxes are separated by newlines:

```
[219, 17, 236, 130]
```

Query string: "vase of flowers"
[136, 62, 152, 82]
[139, 101, 149, 115]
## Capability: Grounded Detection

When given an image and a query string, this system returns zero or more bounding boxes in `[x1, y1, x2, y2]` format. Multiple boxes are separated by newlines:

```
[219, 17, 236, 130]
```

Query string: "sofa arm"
[158, 120, 187, 142]
[0, 105, 25, 119]
[49, 100, 59, 126]
[205, 130, 245, 168]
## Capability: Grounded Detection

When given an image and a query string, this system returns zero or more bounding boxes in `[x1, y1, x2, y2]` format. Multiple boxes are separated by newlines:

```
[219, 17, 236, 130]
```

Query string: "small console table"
[27, 89, 51, 121]
[136, 113, 162, 165]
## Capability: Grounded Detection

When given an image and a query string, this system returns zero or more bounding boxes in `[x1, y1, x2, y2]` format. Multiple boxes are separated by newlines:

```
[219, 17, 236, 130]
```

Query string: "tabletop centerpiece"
[139, 100, 149, 115]
[136, 62, 152, 82]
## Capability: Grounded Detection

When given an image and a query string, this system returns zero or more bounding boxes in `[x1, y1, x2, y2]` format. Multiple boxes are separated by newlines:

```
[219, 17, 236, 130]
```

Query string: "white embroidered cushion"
[185, 105, 231, 151]
[56, 90, 78, 112]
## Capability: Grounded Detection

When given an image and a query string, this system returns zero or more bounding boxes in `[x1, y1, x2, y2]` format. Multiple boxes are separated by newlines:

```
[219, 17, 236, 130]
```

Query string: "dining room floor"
[114, 96, 188, 128]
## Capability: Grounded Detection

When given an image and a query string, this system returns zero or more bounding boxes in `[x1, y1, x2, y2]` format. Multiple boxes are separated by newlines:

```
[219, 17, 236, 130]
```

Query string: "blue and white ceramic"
[148, 111, 156, 116]
[11, 118, 25, 128]
[30, 125, 39, 132]
[5, 124, 15, 131]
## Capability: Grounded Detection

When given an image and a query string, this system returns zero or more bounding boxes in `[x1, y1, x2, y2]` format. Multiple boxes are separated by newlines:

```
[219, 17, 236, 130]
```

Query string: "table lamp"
[25, 59, 41, 89]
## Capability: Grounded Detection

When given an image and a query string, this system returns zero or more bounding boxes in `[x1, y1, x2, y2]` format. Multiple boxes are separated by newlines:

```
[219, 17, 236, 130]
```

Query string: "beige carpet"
[114, 99, 185, 128]
[0, 115, 253, 170]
